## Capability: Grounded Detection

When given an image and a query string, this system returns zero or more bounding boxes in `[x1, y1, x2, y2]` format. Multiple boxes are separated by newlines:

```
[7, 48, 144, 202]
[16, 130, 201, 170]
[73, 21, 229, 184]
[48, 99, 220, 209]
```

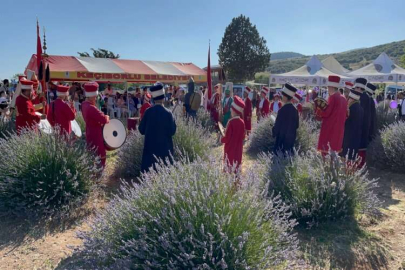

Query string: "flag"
[206, 43, 212, 111]
[36, 19, 42, 73]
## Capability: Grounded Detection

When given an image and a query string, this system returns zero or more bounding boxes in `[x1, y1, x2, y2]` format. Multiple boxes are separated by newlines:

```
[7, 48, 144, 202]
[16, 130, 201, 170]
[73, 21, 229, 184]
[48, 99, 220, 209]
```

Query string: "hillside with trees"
[268, 40, 405, 74]
[270, 52, 304, 60]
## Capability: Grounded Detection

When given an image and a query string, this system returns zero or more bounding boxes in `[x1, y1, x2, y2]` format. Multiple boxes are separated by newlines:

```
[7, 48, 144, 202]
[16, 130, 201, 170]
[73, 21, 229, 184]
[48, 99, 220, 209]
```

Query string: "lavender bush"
[368, 121, 405, 173]
[248, 116, 318, 155]
[173, 116, 215, 161]
[76, 158, 299, 269]
[114, 130, 144, 179]
[0, 129, 101, 216]
[115, 116, 215, 179]
[0, 118, 15, 139]
[261, 151, 380, 227]
[375, 102, 397, 131]
[197, 108, 215, 131]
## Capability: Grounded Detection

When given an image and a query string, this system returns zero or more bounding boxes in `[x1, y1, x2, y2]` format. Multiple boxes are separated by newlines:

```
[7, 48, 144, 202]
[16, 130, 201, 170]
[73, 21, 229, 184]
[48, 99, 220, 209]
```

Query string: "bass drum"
[71, 120, 82, 138]
[103, 119, 126, 151]
[35, 112, 53, 134]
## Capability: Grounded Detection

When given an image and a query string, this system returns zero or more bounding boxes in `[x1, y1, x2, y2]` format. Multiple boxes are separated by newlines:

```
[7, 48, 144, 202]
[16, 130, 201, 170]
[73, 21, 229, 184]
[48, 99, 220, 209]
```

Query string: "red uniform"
[318, 92, 348, 153]
[81, 101, 109, 167]
[140, 102, 152, 120]
[47, 98, 76, 136]
[15, 94, 41, 134]
[210, 92, 220, 124]
[270, 101, 282, 114]
[243, 97, 252, 132]
[257, 98, 270, 120]
[221, 116, 245, 172]
[296, 103, 303, 115]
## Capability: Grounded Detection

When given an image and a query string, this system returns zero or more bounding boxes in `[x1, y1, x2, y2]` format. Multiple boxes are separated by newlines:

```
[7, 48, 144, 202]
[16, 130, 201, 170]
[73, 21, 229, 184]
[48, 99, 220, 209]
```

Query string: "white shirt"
[273, 101, 280, 113]
[259, 98, 265, 109]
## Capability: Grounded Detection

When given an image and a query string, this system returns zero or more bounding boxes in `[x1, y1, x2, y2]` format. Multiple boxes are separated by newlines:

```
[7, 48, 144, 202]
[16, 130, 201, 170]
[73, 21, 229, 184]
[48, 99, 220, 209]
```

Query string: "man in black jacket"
[139, 83, 177, 173]
[272, 83, 299, 155]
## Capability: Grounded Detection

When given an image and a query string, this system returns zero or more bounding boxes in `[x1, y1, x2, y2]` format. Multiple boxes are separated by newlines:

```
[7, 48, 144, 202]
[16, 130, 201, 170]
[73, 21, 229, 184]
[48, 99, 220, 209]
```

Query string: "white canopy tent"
[270, 55, 352, 86]
[321, 56, 350, 76]
[348, 52, 405, 83]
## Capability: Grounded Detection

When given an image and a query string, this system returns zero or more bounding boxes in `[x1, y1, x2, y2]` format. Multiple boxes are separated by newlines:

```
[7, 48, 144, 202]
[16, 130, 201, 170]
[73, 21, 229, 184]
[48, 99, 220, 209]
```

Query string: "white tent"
[348, 52, 405, 83]
[270, 55, 351, 86]
[321, 56, 350, 76]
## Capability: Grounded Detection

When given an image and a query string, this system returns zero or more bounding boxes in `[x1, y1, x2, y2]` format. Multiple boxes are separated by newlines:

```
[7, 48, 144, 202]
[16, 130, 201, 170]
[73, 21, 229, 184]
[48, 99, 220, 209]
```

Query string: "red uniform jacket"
[221, 116, 245, 172]
[32, 94, 47, 114]
[140, 102, 151, 120]
[210, 93, 220, 123]
[81, 101, 109, 167]
[318, 92, 348, 153]
[15, 94, 41, 134]
[243, 97, 252, 131]
[47, 98, 76, 135]
[270, 101, 282, 114]
[257, 98, 270, 119]
[296, 103, 303, 115]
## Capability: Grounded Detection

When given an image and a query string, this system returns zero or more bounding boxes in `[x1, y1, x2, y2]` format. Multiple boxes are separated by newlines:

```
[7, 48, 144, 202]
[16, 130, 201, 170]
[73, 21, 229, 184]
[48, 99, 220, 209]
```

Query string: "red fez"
[327, 75, 341, 88]
[83, 82, 99, 97]
[231, 95, 245, 115]
[57, 85, 70, 97]
[345, 81, 354, 88]
[20, 79, 34, 90]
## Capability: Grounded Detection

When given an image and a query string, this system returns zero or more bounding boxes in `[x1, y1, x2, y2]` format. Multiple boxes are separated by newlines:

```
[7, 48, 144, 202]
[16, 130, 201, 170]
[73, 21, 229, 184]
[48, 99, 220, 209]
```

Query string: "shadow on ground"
[297, 217, 390, 270]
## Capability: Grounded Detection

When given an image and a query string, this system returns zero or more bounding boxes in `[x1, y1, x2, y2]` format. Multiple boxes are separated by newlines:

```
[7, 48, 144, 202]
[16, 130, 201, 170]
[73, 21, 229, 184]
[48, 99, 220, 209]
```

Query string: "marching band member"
[47, 85, 76, 136]
[292, 92, 303, 115]
[317, 75, 348, 154]
[210, 84, 221, 128]
[221, 96, 245, 173]
[222, 88, 233, 127]
[15, 79, 42, 134]
[257, 87, 270, 121]
[354, 78, 370, 167]
[270, 93, 282, 114]
[243, 86, 253, 136]
[81, 82, 110, 168]
[341, 89, 363, 162]
[366, 83, 377, 143]
[139, 83, 177, 173]
[272, 83, 299, 155]
[344, 82, 354, 99]
[26, 69, 47, 114]
[139, 93, 152, 120]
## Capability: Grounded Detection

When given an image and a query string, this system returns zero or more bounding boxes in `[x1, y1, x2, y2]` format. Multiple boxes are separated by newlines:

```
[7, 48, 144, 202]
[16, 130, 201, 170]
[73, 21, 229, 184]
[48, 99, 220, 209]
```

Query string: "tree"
[78, 48, 120, 59]
[400, 48, 405, 68]
[218, 15, 270, 83]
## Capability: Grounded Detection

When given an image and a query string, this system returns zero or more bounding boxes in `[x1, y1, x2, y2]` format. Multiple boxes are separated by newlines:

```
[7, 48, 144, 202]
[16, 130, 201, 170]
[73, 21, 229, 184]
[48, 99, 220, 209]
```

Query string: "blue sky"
[1, 0, 405, 80]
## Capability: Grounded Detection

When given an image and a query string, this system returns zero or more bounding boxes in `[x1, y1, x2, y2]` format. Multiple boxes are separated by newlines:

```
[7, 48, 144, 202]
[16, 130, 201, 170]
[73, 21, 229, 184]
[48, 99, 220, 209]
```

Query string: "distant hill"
[268, 40, 405, 74]
[270, 52, 305, 61]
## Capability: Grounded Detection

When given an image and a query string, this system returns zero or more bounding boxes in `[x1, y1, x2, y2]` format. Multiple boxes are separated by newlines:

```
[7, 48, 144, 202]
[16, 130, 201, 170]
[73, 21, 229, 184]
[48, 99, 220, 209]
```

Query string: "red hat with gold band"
[231, 96, 245, 115]
[83, 82, 99, 97]
[57, 85, 70, 97]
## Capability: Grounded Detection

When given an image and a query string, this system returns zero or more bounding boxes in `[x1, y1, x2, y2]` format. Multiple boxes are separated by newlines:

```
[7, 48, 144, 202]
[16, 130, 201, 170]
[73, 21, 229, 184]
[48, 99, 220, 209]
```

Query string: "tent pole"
[125, 81, 129, 117]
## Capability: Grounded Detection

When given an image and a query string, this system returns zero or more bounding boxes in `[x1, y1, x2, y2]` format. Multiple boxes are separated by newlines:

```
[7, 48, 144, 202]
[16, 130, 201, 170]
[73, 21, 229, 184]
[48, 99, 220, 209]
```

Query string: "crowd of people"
[4, 72, 405, 175]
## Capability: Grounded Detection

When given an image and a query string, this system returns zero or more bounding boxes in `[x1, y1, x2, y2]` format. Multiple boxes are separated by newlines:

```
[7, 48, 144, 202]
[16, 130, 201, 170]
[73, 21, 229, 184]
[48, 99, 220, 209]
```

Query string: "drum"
[103, 119, 126, 151]
[35, 112, 53, 134]
[71, 120, 82, 138]
[127, 117, 139, 131]
[270, 114, 276, 125]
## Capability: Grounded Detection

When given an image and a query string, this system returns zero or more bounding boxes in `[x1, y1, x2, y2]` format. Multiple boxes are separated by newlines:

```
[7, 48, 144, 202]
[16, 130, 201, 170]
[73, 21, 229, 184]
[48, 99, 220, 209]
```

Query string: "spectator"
[105, 83, 114, 96]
